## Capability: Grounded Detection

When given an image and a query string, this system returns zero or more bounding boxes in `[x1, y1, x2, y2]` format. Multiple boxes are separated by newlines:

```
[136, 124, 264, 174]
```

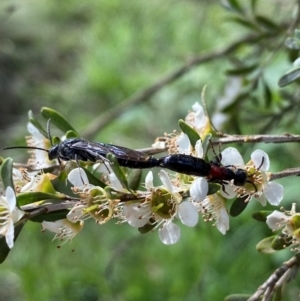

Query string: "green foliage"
[1, 0, 300, 300]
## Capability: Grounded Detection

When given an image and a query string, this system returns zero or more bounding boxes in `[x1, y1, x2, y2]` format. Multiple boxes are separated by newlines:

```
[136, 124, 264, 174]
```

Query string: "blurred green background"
[1, 0, 300, 300]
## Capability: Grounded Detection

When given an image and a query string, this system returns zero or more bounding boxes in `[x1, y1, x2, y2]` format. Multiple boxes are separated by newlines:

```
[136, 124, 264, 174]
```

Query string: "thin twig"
[248, 254, 300, 301]
[212, 134, 300, 144]
[270, 168, 300, 181]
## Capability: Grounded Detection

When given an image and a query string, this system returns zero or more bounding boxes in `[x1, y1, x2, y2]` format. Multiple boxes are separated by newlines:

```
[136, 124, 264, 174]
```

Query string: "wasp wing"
[70, 140, 151, 162]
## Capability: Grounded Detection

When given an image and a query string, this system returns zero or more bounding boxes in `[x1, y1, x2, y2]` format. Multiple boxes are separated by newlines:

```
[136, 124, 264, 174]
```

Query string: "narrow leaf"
[28, 110, 48, 137]
[82, 167, 106, 188]
[17, 192, 66, 207]
[272, 234, 292, 250]
[255, 15, 279, 31]
[278, 66, 300, 87]
[127, 169, 143, 190]
[230, 196, 249, 217]
[252, 210, 273, 222]
[0, 157, 14, 190]
[178, 119, 201, 148]
[256, 236, 276, 253]
[66, 130, 79, 139]
[107, 153, 130, 191]
[41, 107, 79, 135]
[30, 210, 69, 223]
[225, 64, 258, 75]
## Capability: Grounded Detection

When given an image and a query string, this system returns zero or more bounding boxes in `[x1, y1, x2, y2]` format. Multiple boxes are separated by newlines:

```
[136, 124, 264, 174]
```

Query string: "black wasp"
[4, 135, 248, 187]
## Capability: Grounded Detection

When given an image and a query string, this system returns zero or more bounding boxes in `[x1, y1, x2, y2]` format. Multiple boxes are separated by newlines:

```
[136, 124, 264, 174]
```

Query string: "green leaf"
[0, 157, 14, 190]
[222, 0, 244, 14]
[138, 218, 157, 234]
[272, 234, 292, 250]
[256, 236, 277, 253]
[224, 294, 251, 301]
[263, 79, 272, 107]
[254, 15, 279, 32]
[230, 196, 249, 217]
[0, 221, 26, 264]
[278, 66, 300, 87]
[225, 63, 258, 75]
[178, 119, 201, 148]
[228, 16, 259, 31]
[250, 0, 257, 14]
[66, 130, 79, 139]
[30, 210, 69, 223]
[127, 169, 143, 190]
[252, 210, 273, 222]
[106, 153, 130, 191]
[28, 110, 48, 137]
[82, 167, 106, 188]
[207, 183, 221, 195]
[284, 37, 300, 50]
[17, 192, 66, 207]
[41, 107, 79, 135]
[202, 133, 212, 158]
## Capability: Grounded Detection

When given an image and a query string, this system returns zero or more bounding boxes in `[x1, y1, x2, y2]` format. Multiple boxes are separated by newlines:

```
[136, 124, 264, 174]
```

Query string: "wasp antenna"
[47, 119, 53, 146]
[3, 146, 49, 153]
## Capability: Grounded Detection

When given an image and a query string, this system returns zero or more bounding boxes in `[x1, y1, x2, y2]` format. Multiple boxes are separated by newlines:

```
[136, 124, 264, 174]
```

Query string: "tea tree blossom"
[266, 204, 300, 250]
[124, 170, 205, 245]
[42, 219, 84, 244]
[27, 123, 54, 168]
[0, 187, 24, 249]
[221, 147, 283, 206]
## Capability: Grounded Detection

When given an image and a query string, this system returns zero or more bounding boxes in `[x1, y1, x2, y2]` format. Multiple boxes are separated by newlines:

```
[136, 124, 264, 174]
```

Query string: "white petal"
[256, 194, 267, 206]
[264, 182, 284, 206]
[266, 211, 288, 230]
[158, 170, 173, 193]
[5, 221, 14, 249]
[158, 222, 181, 245]
[219, 184, 237, 199]
[68, 168, 89, 186]
[190, 178, 208, 202]
[195, 140, 203, 158]
[152, 141, 166, 149]
[27, 123, 44, 139]
[176, 134, 191, 154]
[215, 208, 229, 235]
[178, 201, 199, 227]
[11, 208, 24, 223]
[192, 102, 207, 129]
[6, 187, 16, 213]
[221, 147, 244, 166]
[251, 149, 270, 171]
[67, 204, 86, 223]
[145, 171, 154, 190]
[42, 220, 64, 233]
[192, 102, 204, 114]
[123, 203, 150, 228]
[108, 173, 123, 190]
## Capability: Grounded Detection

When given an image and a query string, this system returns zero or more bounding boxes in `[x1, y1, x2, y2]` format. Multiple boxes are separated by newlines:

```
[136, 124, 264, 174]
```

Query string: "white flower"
[185, 102, 209, 132]
[0, 187, 24, 248]
[42, 219, 83, 244]
[266, 204, 300, 248]
[27, 123, 53, 168]
[124, 170, 200, 245]
[220, 147, 283, 206]
[266, 210, 290, 231]
[193, 191, 229, 235]
[176, 133, 203, 157]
